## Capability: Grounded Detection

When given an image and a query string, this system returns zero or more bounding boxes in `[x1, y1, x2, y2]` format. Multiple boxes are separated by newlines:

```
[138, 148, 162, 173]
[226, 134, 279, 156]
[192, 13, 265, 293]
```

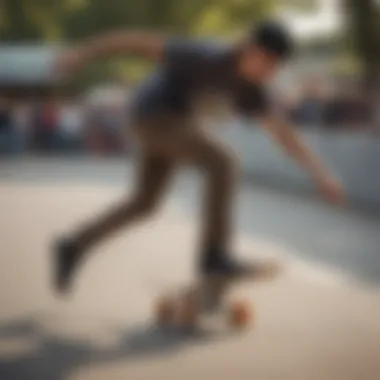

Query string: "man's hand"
[315, 174, 345, 205]
[261, 115, 346, 206]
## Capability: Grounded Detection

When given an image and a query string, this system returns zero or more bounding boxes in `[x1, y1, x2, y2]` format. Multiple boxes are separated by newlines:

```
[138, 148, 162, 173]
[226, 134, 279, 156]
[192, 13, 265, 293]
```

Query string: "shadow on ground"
[0, 314, 227, 380]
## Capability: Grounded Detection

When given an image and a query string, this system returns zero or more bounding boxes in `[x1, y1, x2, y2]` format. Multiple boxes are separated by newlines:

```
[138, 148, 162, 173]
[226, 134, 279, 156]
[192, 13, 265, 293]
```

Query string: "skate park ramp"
[0, 160, 380, 380]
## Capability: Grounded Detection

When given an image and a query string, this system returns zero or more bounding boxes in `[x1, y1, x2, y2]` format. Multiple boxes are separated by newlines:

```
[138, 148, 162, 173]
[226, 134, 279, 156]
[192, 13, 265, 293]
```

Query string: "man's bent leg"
[192, 135, 272, 278]
[54, 153, 174, 293]
[138, 124, 241, 273]
[194, 137, 239, 270]
[73, 154, 174, 251]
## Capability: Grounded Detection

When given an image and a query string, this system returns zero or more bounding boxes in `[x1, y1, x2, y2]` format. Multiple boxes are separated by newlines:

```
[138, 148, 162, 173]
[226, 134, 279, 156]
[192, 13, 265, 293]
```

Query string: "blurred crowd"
[0, 95, 128, 157]
[284, 79, 378, 130]
[0, 81, 378, 157]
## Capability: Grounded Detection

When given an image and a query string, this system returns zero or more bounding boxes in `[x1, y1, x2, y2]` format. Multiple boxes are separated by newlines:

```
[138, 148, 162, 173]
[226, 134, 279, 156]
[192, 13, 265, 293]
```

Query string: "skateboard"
[153, 259, 283, 331]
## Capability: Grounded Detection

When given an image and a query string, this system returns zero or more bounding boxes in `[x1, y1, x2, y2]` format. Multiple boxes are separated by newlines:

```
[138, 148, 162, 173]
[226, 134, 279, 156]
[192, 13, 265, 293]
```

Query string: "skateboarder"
[54, 21, 345, 294]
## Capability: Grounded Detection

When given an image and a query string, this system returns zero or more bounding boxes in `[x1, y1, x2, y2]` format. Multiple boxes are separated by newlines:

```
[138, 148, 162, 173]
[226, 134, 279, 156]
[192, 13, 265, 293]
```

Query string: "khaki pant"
[73, 113, 239, 257]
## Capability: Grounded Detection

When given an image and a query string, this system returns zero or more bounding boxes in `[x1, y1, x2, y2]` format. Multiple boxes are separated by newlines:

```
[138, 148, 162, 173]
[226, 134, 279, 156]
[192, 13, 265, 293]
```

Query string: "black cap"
[250, 21, 294, 61]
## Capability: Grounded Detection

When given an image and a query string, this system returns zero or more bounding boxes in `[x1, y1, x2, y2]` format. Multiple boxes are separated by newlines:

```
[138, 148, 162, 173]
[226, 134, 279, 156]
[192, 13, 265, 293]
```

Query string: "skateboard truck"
[153, 258, 282, 330]
[154, 276, 253, 330]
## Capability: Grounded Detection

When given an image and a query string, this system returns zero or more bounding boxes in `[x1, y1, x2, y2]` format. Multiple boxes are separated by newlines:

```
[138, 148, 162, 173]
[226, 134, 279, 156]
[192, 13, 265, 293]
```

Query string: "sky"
[278, 0, 344, 41]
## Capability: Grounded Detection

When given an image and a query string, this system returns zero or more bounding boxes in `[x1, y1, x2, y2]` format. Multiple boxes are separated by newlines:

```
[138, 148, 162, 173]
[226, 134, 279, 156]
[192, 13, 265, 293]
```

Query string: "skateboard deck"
[153, 258, 284, 331]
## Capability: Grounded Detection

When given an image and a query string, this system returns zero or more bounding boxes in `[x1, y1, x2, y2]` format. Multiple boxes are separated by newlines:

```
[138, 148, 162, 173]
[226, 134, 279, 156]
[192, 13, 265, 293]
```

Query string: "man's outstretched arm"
[56, 31, 165, 75]
[260, 114, 345, 205]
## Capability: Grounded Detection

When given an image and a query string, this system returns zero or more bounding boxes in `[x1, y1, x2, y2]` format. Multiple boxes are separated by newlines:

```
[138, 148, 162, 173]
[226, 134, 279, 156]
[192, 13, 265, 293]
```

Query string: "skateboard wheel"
[154, 296, 176, 326]
[177, 291, 199, 328]
[228, 300, 252, 329]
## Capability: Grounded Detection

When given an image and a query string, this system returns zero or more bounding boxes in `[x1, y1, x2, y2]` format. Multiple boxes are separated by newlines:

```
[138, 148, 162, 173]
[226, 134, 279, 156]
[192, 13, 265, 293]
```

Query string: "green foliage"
[0, 0, 71, 41]
[0, 0, 274, 42]
[2, 0, 378, 87]
[0, 0, 275, 87]
[195, 0, 274, 37]
[278, 0, 317, 12]
[343, 0, 380, 86]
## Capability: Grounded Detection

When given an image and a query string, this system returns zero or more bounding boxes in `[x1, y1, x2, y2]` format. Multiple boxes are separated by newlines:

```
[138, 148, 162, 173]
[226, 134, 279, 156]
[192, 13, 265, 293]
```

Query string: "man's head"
[237, 21, 294, 83]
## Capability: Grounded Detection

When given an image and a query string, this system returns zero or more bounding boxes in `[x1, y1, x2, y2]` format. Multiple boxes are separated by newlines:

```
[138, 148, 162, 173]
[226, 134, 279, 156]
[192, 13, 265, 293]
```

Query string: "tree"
[344, 0, 380, 89]
[0, 0, 72, 41]
[282, 0, 380, 89]
[0, 0, 275, 84]
[0, 0, 274, 42]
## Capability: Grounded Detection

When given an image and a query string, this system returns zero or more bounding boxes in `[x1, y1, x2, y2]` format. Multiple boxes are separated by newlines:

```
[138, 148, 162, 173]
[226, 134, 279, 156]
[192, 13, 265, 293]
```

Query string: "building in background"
[0, 45, 59, 98]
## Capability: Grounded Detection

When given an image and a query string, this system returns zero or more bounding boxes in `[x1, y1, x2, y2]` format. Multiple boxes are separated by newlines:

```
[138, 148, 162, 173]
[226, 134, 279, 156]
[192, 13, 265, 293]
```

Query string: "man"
[54, 21, 344, 294]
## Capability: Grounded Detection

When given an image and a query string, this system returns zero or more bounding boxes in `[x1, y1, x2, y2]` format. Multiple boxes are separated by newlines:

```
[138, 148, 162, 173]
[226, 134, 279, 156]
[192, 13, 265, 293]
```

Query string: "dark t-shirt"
[131, 39, 270, 120]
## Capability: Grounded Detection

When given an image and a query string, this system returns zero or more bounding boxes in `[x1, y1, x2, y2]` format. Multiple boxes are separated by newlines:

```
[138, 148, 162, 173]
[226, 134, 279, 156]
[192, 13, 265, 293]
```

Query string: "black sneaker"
[53, 237, 83, 295]
[200, 248, 280, 280]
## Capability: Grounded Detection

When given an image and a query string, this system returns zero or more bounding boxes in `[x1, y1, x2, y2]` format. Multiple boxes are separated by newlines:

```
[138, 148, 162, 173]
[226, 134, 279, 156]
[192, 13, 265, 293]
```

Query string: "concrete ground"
[0, 158, 380, 380]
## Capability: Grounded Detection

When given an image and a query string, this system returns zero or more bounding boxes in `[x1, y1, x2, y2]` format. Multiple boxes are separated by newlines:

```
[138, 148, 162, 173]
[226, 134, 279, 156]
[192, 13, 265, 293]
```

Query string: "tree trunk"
[344, 0, 380, 92]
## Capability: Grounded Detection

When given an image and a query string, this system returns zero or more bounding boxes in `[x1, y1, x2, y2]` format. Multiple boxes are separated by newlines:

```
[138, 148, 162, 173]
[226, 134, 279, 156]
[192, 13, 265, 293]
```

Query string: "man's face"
[237, 45, 281, 83]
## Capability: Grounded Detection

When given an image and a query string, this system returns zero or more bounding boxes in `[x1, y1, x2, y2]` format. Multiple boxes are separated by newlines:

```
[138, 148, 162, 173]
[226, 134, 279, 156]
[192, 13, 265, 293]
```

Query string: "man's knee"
[202, 145, 240, 181]
[130, 192, 162, 218]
